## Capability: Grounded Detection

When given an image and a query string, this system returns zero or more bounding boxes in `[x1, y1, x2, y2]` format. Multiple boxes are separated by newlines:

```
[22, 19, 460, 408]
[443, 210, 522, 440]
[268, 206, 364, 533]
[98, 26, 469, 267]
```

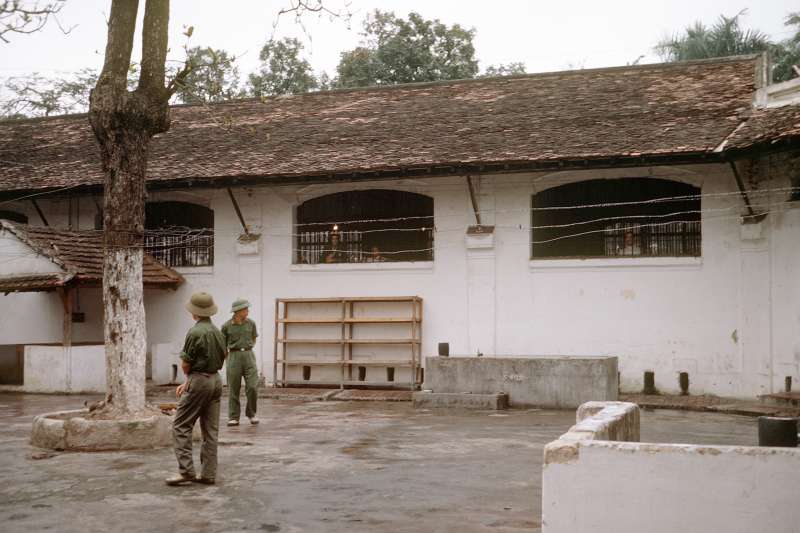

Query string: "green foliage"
[481, 62, 526, 77]
[174, 46, 243, 104]
[247, 37, 318, 97]
[335, 10, 479, 88]
[656, 9, 800, 82]
[772, 12, 800, 82]
[655, 10, 771, 62]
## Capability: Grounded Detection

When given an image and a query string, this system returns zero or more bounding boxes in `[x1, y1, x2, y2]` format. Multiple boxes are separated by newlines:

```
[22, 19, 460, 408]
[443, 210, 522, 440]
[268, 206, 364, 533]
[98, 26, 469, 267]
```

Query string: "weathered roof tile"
[0, 55, 796, 194]
[0, 221, 183, 291]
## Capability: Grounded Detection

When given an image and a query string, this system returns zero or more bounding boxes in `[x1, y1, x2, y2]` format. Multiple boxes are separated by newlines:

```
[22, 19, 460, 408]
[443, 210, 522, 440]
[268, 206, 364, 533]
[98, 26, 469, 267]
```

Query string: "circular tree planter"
[31, 409, 174, 451]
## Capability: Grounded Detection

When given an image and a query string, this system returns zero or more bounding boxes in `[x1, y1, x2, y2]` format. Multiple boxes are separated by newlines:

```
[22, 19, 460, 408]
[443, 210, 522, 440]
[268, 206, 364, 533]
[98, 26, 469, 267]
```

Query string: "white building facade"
[1, 160, 797, 398]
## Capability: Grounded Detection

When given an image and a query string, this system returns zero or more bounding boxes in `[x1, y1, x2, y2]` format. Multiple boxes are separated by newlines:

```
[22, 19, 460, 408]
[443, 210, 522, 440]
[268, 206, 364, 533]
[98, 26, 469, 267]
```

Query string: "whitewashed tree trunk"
[103, 247, 147, 412]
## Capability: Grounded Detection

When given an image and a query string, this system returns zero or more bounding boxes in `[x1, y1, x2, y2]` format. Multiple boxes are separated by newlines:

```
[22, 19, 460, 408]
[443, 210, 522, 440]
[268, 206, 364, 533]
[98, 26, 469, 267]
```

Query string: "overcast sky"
[1, 0, 797, 80]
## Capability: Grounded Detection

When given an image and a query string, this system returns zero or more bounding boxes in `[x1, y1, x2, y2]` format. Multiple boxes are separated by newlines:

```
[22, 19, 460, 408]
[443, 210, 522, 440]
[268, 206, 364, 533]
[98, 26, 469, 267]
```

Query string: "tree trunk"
[95, 123, 151, 414]
[88, 0, 172, 416]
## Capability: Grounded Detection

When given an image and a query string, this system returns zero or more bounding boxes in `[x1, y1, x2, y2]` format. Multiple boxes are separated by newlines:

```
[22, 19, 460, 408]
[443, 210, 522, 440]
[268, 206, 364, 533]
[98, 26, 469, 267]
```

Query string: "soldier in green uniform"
[166, 292, 227, 487]
[222, 299, 260, 426]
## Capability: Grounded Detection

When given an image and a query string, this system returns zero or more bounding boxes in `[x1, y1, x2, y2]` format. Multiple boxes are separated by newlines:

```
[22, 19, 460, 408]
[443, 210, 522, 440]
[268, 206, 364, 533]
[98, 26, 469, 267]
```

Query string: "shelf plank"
[278, 296, 420, 304]
[281, 380, 418, 387]
[279, 317, 419, 324]
[278, 339, 344, 344]
[346, 317, 418, 323]
[276, 360, 412, 367]
[346, 339, 420, 344]
[343, 361, 412, 367]
[278, 338, 419, 344]
[279, 318, 343, 324]
[276, 359, 344, 366]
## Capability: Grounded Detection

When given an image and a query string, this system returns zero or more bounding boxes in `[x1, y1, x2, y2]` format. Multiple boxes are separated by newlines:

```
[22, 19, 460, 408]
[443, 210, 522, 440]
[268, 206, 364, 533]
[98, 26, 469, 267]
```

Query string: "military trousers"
[226, 351, 259, 420]
[173, 372, 222, 479]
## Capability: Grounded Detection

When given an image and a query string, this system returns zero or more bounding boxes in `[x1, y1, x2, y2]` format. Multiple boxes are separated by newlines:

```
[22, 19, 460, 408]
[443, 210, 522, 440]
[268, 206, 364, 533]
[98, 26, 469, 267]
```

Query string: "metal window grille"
[144, 202, 214, 268]
[145, 230, 214, 268]
[532, 178, 702, 259]
[603, 221, 701, 257]
[295, 190, 434, 264]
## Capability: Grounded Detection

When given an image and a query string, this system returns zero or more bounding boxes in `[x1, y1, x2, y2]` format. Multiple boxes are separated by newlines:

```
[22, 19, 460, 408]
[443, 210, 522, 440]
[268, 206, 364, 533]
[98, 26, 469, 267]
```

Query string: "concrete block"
[542, 401, 800, 533]
[412, 391, 509, 410]
[151, 342, 181, 385]
[423, 355, 618, 408]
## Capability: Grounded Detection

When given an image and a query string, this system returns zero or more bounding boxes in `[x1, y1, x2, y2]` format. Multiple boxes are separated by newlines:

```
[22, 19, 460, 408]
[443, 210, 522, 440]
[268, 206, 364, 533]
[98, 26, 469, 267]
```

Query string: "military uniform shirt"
[221, 318, 258, 351]
[180, 318, 226, 373]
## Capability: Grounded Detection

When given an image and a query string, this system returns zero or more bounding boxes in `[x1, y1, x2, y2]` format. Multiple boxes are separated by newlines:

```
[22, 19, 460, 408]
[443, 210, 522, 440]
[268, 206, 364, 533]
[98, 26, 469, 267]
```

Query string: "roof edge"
[0, 220, 70, 273]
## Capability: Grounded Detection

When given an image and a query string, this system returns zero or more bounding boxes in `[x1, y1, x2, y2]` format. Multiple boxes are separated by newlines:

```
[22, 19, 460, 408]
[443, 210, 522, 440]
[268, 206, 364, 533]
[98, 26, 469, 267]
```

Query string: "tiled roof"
[0, 221, 183, 291]
[0, 273, 71, 294]
[0, 55, 796, 195]
[725, 104, 800, 150]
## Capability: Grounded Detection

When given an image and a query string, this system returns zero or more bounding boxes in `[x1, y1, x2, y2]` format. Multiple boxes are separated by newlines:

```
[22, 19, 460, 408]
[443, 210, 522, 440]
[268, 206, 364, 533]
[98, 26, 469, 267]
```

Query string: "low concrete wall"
[152, 342, 228, 386]
[31, 409, 174, 451]
[9, 344, 107, 393]
[423, 356, 618, 408]
[152, 342, 181, 385]
[412, 391, 509, 410]
[542, 401, 800, 533]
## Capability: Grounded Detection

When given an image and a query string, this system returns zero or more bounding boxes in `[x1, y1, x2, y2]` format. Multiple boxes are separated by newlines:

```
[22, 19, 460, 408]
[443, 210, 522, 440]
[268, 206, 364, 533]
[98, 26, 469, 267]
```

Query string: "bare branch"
[0, 0, 71, 43]
[272, 0, 352, 42]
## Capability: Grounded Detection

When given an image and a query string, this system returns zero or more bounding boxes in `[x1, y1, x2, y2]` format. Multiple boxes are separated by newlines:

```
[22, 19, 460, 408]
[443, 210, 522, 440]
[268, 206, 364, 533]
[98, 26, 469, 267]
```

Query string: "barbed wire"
[6, 185, 794, 240]
[37, 195, 794, 242]
[11, 202, 786, 255]
[0, 180, 796, 225]
[0, 187, 797, 260]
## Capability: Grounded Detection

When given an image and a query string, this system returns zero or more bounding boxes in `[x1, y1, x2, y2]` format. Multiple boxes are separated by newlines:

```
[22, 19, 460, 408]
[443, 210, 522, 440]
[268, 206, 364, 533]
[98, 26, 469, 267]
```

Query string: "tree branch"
[166, 60, 193, 96]
[97, 0, 139, 89]
[138, 0, 169, 95]
[0, 0, 69, 43]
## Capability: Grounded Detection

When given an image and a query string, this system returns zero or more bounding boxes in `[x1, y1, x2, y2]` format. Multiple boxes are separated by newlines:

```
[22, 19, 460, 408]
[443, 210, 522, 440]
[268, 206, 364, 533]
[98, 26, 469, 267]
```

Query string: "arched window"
[531, 178, 701, 259]
[295, 190, 434, 264]
[0, 210, 28, 224]
[145, 201, 214, 267]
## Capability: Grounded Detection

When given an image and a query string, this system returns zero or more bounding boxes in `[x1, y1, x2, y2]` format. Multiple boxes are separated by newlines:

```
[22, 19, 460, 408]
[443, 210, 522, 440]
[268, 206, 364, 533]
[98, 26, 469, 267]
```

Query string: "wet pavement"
[0, 393, 758, 533]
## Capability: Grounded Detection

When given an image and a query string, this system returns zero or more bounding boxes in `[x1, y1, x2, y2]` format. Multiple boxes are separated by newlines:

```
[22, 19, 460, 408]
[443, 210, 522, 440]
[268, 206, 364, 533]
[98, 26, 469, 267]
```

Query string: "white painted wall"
[544, 441, 800, 533]
[1, 163, 798, 398]
[542, 401, 800, 533]
[2, 344, 107, 393]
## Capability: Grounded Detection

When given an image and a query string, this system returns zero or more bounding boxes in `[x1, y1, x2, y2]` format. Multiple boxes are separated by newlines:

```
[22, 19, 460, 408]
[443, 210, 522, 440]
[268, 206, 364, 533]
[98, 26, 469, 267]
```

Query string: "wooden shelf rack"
[273, 296, 423, 390]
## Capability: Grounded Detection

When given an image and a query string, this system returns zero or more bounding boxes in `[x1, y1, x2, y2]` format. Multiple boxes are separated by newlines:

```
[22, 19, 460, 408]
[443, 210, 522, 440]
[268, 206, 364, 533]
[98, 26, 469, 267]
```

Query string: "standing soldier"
[222, 299, 260, 426]
[166, 292, 226, 486]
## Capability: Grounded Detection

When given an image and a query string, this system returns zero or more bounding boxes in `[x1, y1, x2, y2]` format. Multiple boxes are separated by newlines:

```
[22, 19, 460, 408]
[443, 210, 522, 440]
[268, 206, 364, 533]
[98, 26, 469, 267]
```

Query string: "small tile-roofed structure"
[726, 104, 800, 150]
[0, 221, 183, 293]
[1, 55, 798, 198]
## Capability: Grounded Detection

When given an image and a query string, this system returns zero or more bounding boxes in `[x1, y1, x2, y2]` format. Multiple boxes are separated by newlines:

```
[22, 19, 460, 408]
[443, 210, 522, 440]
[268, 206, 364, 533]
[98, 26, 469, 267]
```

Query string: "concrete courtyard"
[0, 393, 756, 533]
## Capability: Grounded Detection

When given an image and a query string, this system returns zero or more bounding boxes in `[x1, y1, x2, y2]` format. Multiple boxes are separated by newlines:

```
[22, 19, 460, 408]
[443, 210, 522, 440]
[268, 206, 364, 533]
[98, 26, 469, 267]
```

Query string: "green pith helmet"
[231, 298, 251, 313]
[186, 292, 218, 317]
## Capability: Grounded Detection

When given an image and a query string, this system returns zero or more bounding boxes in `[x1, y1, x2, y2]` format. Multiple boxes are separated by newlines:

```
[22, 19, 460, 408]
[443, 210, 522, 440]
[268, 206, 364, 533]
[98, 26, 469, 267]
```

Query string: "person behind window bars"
[323, 231, 342, 263]
[367, 245, 386, 263]
[617, 228, 641, 257]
